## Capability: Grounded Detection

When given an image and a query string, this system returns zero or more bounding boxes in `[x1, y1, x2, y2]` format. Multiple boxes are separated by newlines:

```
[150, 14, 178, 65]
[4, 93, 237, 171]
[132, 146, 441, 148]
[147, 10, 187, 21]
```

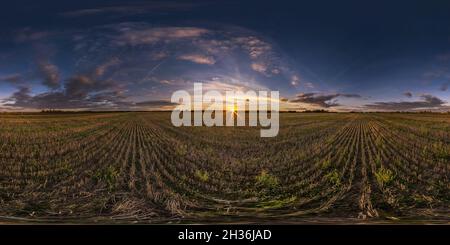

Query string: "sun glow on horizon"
[226, 104, 238, 115]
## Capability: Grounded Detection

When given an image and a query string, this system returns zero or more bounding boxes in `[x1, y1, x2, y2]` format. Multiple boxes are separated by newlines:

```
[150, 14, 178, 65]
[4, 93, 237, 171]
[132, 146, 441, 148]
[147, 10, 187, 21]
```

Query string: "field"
[0, 112, 449, 224]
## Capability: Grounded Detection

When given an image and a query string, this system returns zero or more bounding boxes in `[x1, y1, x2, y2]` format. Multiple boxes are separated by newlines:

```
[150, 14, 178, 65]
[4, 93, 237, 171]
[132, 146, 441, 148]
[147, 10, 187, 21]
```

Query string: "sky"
[0, 0, 449, 111]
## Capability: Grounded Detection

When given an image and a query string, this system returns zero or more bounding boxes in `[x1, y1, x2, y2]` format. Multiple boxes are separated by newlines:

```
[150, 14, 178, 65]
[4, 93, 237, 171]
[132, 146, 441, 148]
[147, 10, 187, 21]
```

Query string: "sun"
[226, 105, 238, 114]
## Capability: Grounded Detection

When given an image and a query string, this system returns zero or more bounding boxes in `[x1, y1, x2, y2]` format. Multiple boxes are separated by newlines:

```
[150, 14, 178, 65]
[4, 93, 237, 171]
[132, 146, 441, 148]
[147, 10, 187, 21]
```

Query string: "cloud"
[193, 38, 232, 55]
[304, 82, 314, 89]
[5, 91, 68, 109]
[2, 68, 129, 110]
[62, 9, 106, 17]
[341, 94, 362, 98]
[177, 54, 215, 65]
[423, 69, 448, 79]
[231, 35, 287, 78]
[7, 86, 31, 103]
[289, 93, 362, 108]
[15, 28, 51, 42]
[290, 93, 340, 107]
[291, 75, 300, 86]
[436, 52, 450, 61]
[2, 23, 301, 110]
[3, 85, 131, 110]
[200, 81, 252, 92]
[115, 26, 209, 46]
[403, 91, 413, 98]
[440, 82, 449, 91]
[3, 86, 178, 110]
[37, 61, 60, 89]
[65, 75, 118, 98]
[135, 100, 177, 107]
[0, 73, 23, 84]
[364, 94, 447, 111]
[157, 79, 189, 86]
[3, 62, 134, 110]
[94, 58, 121, 77]
[234, 36, 272, 59]
[251, 63, 267, 73]
[61, 2, 206, 17]
[151, 51, 168, 60]
[105, 23, 292, 87]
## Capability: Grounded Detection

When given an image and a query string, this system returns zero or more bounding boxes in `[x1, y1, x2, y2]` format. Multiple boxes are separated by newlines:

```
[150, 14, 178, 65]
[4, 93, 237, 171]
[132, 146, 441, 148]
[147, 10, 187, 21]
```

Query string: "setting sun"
[227, 105, 237, 113]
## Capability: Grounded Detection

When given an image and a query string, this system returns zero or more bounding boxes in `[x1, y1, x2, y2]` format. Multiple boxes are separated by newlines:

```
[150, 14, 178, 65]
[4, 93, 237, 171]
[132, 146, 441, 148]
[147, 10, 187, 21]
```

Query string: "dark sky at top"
[0, 0, 449, 111]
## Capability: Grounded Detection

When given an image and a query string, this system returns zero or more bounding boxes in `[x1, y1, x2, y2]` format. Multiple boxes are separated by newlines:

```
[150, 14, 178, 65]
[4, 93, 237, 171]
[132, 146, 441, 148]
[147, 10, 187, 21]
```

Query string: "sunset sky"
[0, 0, 449, 111]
